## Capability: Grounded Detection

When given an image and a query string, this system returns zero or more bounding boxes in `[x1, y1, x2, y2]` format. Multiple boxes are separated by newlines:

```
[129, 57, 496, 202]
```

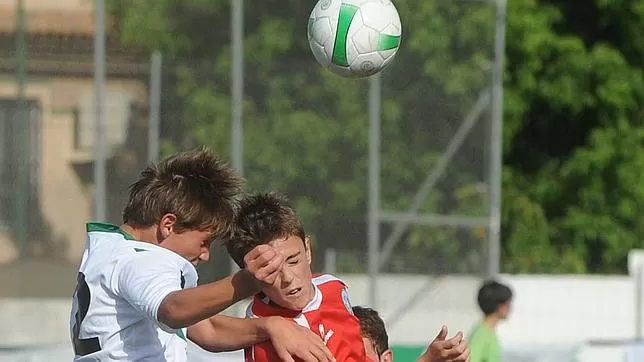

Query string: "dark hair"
[477, 280, 513, 315]
[122, 148, 243, 239]
[352, 306, 389, 357]
[227, 192, 306, 267]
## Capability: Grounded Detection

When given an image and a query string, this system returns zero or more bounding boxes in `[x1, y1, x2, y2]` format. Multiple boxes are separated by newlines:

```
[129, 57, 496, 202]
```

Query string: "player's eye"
[287, 258, 299, 265]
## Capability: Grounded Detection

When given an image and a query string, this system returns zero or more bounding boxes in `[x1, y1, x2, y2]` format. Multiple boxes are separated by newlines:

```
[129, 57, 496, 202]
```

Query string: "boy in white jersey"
[70, 149, 334, 362]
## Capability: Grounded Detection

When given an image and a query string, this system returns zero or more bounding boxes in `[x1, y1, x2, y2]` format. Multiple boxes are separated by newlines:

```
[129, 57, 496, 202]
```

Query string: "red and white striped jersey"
[245, 274, 367, 362]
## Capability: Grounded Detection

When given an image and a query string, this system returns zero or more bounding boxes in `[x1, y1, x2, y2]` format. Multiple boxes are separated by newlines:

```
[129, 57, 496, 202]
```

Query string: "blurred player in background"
[353, 306, 470, 362]
[69, 149, 334, 362]
[468, 280, 513, 362]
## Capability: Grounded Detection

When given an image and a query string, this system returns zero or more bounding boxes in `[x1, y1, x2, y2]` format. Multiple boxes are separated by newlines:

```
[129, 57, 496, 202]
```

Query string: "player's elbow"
[157, 292, 194, 329]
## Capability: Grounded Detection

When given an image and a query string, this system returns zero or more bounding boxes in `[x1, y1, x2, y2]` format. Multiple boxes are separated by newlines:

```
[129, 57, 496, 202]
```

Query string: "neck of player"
[121, 224, 158, 244]
[483, 314, 500, 329]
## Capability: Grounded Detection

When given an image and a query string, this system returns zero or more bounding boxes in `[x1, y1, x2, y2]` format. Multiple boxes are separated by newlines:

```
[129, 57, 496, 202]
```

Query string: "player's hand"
[244, 244, 284, 287]
[418, 326, 470, 362]
[265, 317, 336, 362]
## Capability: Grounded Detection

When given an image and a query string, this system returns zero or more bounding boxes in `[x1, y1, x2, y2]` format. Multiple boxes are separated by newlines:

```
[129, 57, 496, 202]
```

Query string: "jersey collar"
[86, 222, 135, 240]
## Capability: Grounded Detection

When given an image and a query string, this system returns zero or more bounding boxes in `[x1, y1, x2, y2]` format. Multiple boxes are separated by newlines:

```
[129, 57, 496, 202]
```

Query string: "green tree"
[108, 0, 644, 275]
[501, 0, 644, 273]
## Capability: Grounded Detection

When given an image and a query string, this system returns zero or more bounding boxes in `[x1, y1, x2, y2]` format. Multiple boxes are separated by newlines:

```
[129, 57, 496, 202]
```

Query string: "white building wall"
[1, 272, 641, 362]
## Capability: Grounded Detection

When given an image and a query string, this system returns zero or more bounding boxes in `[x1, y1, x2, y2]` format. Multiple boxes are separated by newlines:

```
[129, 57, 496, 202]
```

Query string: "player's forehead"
[268, 235, 305, 255]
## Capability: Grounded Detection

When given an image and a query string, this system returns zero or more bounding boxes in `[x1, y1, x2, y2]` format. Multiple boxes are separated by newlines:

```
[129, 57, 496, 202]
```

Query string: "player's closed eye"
[287, 258, 299, 265]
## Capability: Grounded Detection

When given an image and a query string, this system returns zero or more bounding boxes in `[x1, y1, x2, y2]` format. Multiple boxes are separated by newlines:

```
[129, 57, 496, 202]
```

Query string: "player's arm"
[157, 271, 257, 329]
[158, 245, 287, 328]
[187, 315, 272, 351]
[116, 244, 284, 330]
[115, 252, 257, 330]
[188, 315, 336, 362]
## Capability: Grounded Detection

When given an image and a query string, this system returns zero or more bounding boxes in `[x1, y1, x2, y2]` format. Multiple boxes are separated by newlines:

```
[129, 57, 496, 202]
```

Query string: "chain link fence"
[0, 0, 508, 360]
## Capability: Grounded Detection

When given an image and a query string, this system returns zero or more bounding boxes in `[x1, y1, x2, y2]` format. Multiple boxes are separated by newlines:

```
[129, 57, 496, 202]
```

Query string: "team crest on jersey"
[341, 288, 353, 314]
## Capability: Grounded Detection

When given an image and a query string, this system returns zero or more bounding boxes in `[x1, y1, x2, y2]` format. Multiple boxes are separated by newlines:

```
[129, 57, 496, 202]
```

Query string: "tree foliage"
[108, 0, 644, 274]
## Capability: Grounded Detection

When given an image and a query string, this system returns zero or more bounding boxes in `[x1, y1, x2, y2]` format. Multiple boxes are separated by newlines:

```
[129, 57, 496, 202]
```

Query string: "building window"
[0, 99, 40, 235]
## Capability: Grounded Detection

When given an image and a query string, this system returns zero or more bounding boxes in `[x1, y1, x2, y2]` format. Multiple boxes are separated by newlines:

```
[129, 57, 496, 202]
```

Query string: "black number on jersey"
[71, 272, 101, 356]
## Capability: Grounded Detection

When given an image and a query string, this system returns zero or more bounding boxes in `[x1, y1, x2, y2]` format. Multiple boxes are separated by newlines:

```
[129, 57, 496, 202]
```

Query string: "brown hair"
[352, 306, 389, 357]
[122, 148, 243, 239]
[227, 192, 305, 267]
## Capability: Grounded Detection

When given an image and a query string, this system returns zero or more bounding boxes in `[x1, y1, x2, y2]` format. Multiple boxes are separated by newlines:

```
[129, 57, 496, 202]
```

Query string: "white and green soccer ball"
[307, 0, 402, 78]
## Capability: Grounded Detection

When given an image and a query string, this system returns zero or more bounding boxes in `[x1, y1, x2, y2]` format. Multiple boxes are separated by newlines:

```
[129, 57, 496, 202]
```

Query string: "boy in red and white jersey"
[226, 193, 367, 362]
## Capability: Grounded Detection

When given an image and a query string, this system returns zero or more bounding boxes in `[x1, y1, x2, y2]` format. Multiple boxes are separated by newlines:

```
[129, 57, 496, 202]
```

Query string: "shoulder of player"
[311, 274, 355, 314]
[86, 222, 181, 261]
[108, 243, 197, 296]
[86, 224, 176, 263]
[312, 273, 347, 288]
[112, 241, 196, 281]
[118, 240, 185, 263]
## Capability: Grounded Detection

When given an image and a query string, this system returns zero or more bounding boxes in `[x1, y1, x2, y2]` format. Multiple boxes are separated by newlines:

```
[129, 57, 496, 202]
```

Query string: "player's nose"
[280, 267, 295, 286]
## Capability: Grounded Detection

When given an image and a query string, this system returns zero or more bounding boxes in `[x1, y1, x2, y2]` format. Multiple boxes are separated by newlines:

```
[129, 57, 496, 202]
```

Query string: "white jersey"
[70, 222, 198, 361]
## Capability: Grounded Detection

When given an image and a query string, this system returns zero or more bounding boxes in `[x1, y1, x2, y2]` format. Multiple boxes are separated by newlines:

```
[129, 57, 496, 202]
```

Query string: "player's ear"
[304, 236, 312, 265]
[158, 213, 177, 241]
[380, 348, 393, 362]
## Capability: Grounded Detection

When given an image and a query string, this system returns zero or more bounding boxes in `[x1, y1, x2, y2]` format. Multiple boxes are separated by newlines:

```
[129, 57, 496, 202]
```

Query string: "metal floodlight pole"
[324, 248, 337, 274]
[637, 263, 643, 339]
[367, 73, 382, 308]
[148, 51, 163, 162]
[93, 0, 107, 221]
[230, 0, 244, 276]
[378, 91, 490, 269]
[486, 0, 507, 278]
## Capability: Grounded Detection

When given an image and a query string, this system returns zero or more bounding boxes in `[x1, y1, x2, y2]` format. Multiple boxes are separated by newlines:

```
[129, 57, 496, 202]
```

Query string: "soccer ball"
[307, 0, 402, 79]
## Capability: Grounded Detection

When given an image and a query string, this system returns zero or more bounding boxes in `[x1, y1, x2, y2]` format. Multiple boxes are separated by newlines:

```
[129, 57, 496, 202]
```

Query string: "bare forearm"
[158, 270, 258, 329]
[188, 315, 271, 352]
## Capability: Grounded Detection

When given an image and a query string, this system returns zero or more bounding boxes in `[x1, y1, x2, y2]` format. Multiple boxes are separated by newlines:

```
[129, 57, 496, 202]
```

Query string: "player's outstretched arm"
[188, 315, 336, 362]
[159, 244, 288, 328]
[115, 252, 258, 330]
[188, 315, 267, 352]
[157, 270, 257, 329]
[116, 244, 287, 330]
